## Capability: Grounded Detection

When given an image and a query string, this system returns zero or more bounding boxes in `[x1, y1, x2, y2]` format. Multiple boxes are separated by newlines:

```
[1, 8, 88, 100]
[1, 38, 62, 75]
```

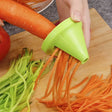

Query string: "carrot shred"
[34, 48, 59, 90]
[35, 48, 112, 112]
[35, 48, 81, 111]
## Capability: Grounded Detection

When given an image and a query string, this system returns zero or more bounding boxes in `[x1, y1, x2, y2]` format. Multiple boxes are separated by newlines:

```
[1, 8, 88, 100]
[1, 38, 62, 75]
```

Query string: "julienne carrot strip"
[67, 61, 81, 94]
[53, 56, 69, 104]
[66, 61, 81, 112]
[48, 52, 70, 105]
[78, 99, 100, 111]
[63, 58, 74, 100]
[54, 53, 65, 96]
[58, 59, 76, 99]
[66, 57, 73, 93]
[53, 52, 69, 105]
[77, 98, 88, 112]
[70, 77, 88, 90]
[44, 50, 62, 98]
[79, 75, 101, 95]
[57, 58, 75, 100]
[71, 73, 112, 111]
[67, 57, 73, 69]
[35, 49, 112, 112]
[58, 59, 77, 112]
[58, 52, 69, 88]
[34, 48, 59, 90]
[62, 58, 78, 112]
[34, 47, 82, 111]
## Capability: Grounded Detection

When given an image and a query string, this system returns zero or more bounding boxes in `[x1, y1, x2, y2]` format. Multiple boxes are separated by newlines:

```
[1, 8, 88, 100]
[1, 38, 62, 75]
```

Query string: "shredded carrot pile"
[34, 48, 112, 112]
[34, 48, 82, 111]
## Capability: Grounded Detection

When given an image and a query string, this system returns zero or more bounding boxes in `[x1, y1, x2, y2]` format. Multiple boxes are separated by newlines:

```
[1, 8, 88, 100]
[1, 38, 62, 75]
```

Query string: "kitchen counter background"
[3, 0, 112, 36]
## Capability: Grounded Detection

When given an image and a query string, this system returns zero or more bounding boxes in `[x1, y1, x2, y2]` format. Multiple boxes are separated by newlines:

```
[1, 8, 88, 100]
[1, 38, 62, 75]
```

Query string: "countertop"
[3, 0, 112, 35]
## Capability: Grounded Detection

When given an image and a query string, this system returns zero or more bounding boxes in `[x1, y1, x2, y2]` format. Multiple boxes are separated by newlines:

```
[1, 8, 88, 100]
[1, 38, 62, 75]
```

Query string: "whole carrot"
[0, 0, 55, 39]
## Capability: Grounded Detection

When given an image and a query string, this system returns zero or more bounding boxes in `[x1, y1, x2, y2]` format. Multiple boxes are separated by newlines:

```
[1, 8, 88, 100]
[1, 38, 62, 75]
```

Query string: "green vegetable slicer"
[42, 18, 89, 64]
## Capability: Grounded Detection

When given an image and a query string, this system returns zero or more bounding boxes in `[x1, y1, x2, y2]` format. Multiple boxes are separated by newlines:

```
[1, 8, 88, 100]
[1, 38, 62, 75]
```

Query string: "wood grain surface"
[0, 8, 112, 112]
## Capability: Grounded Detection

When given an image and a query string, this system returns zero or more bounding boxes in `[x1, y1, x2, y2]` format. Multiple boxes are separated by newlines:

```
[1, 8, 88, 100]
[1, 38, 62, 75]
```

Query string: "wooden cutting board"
[0, 8, 112, 112]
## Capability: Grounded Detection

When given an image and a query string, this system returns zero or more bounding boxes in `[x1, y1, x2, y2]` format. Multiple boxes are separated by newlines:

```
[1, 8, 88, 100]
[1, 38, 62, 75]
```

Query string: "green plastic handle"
[42, 18, 89, 64]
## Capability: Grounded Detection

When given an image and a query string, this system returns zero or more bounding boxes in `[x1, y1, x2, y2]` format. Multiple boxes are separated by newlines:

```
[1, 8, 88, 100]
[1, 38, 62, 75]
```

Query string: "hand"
[56, 0, 90, 48]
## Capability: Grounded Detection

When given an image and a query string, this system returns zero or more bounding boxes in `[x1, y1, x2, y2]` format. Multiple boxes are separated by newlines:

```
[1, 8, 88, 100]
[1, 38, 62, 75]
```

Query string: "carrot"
[35, 47, 112, 112]
[44, 50, 62, 98]
[3, 1, 112, 112]
[64, 68, 112, 112]
[34, 48, 59, 90]
[34, 47, 81, 111]
[70, 77, 88, 90]
[0, 0, 55, 39]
